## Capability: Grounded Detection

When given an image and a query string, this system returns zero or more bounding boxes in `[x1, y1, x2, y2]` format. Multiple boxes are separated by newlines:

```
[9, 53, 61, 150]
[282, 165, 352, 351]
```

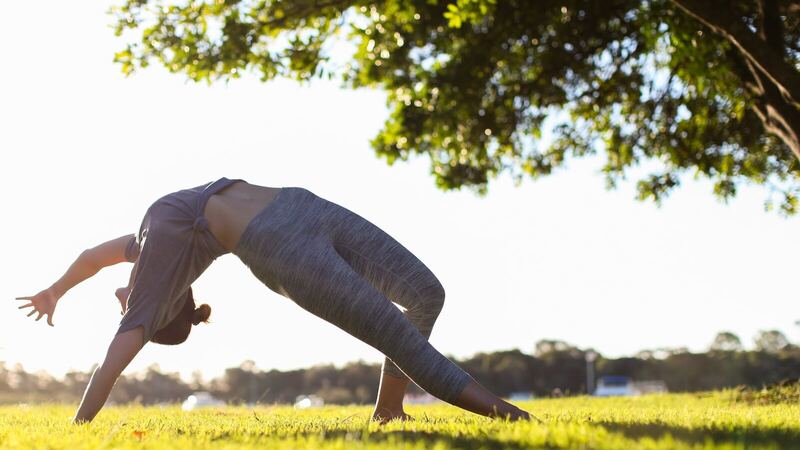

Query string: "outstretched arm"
[73, 326, 144, 424]
[51, 234, 136, 299]
[16, 234, 136, 326]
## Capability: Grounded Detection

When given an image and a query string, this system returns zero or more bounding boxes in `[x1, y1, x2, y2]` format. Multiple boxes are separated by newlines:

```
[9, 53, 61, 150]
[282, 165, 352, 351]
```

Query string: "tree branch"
[725, 43, 800, 160]
[670, 0, 800, 110]
[743, 57, 800, 160]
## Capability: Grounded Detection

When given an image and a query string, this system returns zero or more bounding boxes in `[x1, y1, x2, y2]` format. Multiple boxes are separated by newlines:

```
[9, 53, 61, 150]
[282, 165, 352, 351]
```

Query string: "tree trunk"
[670, 0, 800, 161]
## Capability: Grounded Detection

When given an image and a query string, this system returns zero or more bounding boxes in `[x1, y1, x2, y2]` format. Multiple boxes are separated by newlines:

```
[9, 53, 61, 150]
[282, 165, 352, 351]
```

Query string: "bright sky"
[2, 1, 798, 382]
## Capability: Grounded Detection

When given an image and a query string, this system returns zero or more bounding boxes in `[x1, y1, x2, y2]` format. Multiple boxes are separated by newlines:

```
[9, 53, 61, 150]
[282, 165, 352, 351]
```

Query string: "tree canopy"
[109, 0, 800, 213]
[754, 329, 792, 353]
[709, 331, 744, 352]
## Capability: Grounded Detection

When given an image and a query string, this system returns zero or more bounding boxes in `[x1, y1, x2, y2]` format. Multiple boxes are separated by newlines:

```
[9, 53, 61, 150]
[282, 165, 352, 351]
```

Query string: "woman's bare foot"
[505, 407, 534, 421]
[371, 406, 414, 424]
[451, 380, 541, 422]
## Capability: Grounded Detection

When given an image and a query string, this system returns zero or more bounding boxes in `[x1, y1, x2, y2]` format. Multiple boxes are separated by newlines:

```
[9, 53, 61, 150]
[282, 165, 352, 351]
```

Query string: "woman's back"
[204, 180, 283, 252]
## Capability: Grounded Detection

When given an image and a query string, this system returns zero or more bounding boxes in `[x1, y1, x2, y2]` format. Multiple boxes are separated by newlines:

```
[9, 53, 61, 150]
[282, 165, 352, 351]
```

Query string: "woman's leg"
[329, 237, 447, 420]
[324, 205, 534, 421]
[272, 239, 530, 421]
[271, 239, 469, 395]
[234, 188, 531, 421]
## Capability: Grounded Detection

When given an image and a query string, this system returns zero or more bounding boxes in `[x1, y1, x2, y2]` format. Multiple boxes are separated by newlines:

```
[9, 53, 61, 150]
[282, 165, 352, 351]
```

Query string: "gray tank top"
[119, 176, 244, 343]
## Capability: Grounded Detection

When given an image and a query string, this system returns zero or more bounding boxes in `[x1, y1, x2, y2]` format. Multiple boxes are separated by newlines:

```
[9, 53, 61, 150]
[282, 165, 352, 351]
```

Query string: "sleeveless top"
[119, 176, 244, 343]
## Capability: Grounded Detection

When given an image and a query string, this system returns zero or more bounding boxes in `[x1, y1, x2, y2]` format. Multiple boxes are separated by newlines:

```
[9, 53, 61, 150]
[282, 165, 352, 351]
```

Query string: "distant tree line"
[1, 329, 798, 405]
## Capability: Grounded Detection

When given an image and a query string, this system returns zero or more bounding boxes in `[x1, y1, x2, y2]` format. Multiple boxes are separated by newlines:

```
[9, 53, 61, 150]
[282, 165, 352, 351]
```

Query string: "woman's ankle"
[374, 372, 410, 411]
[373, 402, 404, 415]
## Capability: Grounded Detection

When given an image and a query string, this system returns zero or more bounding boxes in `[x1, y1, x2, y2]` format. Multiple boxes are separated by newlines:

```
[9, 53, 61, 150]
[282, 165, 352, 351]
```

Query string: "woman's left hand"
[15, 287, 59, 327]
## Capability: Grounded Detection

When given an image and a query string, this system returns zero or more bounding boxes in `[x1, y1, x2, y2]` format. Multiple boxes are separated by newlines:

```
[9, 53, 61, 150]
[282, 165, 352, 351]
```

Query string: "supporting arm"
[73, 326, 145, 424]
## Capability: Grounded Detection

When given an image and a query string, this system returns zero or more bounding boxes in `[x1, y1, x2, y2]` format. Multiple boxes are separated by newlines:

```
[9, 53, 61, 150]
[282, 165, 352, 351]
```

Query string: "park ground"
[1, 388, 798, 449]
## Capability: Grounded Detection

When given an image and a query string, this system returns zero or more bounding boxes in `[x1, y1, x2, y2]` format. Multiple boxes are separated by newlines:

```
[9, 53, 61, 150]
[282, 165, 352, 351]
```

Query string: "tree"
[91, 5, 800, 400]
[635, 349, 656, 360]
[709, 331, 743, 352]
[108, 0, 800, 212]
[754, 329, 791, 353]
[534, 339, 582, 358]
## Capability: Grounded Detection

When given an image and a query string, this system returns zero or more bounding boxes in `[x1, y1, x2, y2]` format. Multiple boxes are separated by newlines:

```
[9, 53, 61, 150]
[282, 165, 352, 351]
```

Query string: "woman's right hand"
[15, 286, 60, 327]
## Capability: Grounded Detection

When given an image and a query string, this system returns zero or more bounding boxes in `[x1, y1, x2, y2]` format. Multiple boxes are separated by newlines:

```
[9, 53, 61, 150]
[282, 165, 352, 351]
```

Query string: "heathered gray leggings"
[233, 187, 475, 403]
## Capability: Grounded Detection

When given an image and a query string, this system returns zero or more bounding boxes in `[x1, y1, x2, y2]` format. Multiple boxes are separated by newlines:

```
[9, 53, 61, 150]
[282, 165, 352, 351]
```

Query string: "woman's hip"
[234, 186, 393, 255]
[232, 188, 363, 274]
[232, 186, 438, 302]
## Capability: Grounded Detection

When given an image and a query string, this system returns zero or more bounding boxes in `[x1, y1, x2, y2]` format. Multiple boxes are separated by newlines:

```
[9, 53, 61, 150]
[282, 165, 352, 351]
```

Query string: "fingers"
[16, 294, 57, 325]
[19, 305, 55, 326]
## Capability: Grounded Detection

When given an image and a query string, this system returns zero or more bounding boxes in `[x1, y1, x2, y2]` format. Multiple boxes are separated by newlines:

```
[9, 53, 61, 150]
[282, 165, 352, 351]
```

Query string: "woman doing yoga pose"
[15, 177, 532, 424]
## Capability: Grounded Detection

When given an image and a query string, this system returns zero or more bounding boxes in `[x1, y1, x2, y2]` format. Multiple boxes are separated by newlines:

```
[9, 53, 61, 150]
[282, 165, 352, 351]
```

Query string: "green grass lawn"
[1, 390, 798, 449]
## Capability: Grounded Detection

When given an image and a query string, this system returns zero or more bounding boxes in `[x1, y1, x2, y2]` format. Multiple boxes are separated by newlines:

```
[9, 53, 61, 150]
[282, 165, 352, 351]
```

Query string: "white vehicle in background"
[593, 376, 635, 397]
[182, 391, 225, 411]
[593, 376, 669, 397]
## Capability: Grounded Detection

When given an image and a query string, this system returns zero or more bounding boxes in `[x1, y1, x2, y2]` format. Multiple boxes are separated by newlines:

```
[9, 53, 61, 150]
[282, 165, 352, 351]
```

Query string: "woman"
[16, 177, 532, 424]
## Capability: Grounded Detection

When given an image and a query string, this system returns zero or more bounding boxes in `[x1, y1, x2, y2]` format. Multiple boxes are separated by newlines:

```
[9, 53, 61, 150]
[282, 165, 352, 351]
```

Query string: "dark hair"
[151, 286, 211, 345]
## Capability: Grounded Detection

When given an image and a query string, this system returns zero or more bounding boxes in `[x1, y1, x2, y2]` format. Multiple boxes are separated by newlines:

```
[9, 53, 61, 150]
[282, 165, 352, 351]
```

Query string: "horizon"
[3, 329, 791, 383]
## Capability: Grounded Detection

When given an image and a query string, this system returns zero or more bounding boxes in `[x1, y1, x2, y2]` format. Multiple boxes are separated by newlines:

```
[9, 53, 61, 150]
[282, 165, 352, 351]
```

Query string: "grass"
[1, 390, 799, 449]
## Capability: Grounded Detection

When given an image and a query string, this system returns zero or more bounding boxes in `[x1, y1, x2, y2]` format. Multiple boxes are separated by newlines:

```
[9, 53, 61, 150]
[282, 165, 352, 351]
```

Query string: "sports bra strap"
[202, 177, 244, 201]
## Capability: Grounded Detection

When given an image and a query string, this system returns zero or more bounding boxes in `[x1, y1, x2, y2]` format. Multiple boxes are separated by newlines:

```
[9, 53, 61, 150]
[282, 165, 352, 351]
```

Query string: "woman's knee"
[424, 279, 446, 316]
[407, 291, 445, 325]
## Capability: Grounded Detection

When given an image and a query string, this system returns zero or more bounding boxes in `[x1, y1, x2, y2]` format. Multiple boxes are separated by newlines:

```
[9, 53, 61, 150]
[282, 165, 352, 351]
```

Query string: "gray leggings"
[233, 187, 475, 403]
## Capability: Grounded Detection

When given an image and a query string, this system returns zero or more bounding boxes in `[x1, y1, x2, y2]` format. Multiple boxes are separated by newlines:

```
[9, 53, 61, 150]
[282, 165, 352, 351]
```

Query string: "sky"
[1, 1, 798, 382]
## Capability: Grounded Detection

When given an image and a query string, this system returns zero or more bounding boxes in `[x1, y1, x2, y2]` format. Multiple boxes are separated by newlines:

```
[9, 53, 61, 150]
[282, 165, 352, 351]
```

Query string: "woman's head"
[151, 287, 211, 345]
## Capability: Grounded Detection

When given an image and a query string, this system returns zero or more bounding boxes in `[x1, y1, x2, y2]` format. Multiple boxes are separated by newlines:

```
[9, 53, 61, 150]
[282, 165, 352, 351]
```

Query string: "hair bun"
[192, 304, 211, 325]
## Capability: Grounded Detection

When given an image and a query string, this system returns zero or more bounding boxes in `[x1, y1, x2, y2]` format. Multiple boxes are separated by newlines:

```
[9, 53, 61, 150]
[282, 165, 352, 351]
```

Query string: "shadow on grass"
[303, 429, 538, 450]
[299, 423, 800, 449]
[597, 421, 800, 448]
